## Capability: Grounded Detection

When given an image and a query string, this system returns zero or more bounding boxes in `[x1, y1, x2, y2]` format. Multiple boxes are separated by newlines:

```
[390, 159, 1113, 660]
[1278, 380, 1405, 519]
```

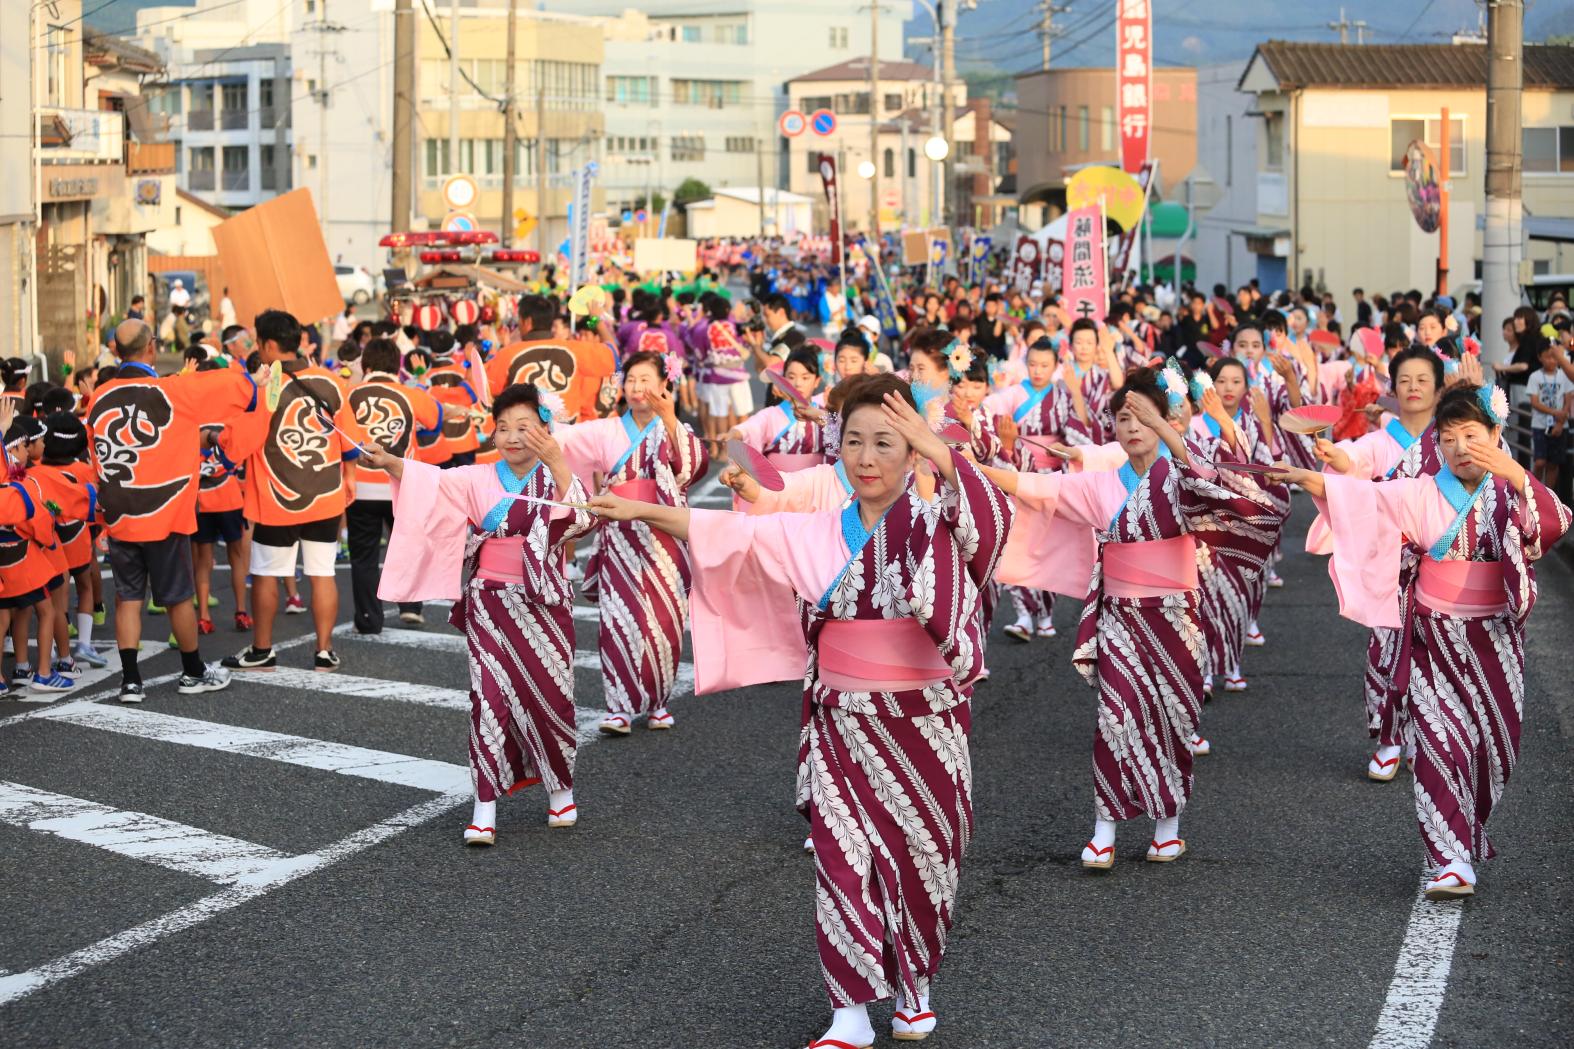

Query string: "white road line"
[1367, 872, 1465, 1049]
[241, 666, 469, 711]
[0, 781, 294, 885]
[331, 623, 694, 693]
[34, 703, 469, 794]
[0, 789, 466, 1008]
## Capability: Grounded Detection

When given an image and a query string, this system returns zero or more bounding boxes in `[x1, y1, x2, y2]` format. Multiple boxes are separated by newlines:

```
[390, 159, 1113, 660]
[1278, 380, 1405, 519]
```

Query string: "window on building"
[883, 148, 894, 178]
[671, 135, 705, 162]
[424, 138, 451, 178]
[885, 93, 903, 113]
[260, 144, 277, 189]
[682, 25, 701, 43]
[1264, 111, 1284, 169]
[189, 146, 214, 172]
[307, 154, 317, 170]
[221, 82, 246, 113]
[305, 0, 315, 12]
[606, 76, 655, 106]
[801, 95, 833, 113]
[1389, 116, 1466, 174]
[1523, 127, 1574, 173]
[725, 136, 756, 153]
[672, 79, 745, 107]
[807, 151, 820, 175]
[1101, 106, 1114, 150]
[1078, 106, 1089, 151]
[829, 27, 848, 49]
[1058, 106, 1067, 153]
[259, 78, 274, 111]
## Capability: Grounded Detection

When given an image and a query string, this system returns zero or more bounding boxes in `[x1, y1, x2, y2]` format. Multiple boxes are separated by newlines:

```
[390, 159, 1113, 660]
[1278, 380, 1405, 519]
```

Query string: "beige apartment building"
[1236, 41, 1574, 295]
[1013, 65, 1197, 226]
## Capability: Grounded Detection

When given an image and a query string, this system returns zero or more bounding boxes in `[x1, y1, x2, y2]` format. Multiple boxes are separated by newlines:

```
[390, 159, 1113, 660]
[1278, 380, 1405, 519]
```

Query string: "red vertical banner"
[1009, 235, 1041, 293]
[1116, 0, 1152, 175]
[1063, 203, 1108, 324]
[817, 153, 844, 276]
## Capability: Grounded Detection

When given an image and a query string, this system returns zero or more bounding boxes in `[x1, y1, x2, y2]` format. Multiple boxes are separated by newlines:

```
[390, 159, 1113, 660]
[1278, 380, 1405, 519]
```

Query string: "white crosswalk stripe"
[0, 780, 294, 885]
[244, 666, 469, 711]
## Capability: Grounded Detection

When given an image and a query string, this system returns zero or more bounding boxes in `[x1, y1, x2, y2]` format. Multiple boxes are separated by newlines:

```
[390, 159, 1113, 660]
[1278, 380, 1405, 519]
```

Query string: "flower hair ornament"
[1477, 384, 1509, 426]
[1187, 366, 1214, 403]
[536, 387, 566, 425]
[1157, 364, 1188, 414]
[662, 352, 685, 386]
[945, 339, 974, 381]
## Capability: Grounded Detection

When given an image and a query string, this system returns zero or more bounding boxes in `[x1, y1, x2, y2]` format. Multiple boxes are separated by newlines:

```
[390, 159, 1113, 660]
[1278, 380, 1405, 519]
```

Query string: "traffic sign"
[634, 208, 648, 223]
[779, 109, 808, 137]
[441, 174, 478, 211]
[442, 211, 476, 233]
[809, 109, 837, 136]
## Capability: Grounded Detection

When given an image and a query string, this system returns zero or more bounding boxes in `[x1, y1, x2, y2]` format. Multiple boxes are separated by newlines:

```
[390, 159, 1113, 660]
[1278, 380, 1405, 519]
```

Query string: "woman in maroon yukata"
[983, 369, 1284, 871]
[721, 345, 829, 472]
[589, 373, 1013, 1049]
[557, 350, 709, 735]
[1278, 384, 1570, 900]
[1307, 346, 1448, 782]
[368, 385, 596, 846]
[1048, 318, 1122, 448]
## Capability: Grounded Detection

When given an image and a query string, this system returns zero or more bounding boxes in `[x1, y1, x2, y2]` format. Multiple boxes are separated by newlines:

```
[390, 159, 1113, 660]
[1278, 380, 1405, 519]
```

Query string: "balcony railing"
[260, 167, 278, 191]
[188, 169, 216, 191]
[220, 109, 248, 131]
[127, 141, 176, 175]
[221, 169, 249, 191]
[187, 109, 214, 132]
[37, 106, 124, 162]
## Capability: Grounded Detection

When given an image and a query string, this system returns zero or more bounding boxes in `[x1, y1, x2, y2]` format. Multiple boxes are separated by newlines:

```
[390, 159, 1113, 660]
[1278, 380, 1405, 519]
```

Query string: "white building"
[543, 0, 911, 222]
[0, 0, 35, 361]
[685, 187, 814, 239]
[1191, 60, 1259, 292]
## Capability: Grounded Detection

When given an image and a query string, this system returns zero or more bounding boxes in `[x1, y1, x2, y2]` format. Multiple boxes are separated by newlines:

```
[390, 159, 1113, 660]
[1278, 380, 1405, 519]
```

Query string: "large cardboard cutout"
[633, 237, 698, 274]
[212, 188, 343, 327]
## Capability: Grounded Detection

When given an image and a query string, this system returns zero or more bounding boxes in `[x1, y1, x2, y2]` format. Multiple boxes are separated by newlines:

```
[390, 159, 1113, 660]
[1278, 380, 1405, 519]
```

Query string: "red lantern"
[413, 304, 443, 331]
[450, 299, 480, 326]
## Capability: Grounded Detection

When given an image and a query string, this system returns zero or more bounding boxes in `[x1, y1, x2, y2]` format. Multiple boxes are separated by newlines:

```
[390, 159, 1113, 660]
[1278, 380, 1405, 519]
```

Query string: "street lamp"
[923, 135, 950, 161]
[856, 159, 877, 180]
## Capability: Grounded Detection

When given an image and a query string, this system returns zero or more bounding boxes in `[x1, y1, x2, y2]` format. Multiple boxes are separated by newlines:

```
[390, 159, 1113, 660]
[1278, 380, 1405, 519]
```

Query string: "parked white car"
[335, 265, 376, 306]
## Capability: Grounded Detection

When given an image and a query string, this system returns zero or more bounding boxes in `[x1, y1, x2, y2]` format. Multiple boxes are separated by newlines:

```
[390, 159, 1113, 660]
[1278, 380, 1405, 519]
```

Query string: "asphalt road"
[1, 488, 1570, 1049]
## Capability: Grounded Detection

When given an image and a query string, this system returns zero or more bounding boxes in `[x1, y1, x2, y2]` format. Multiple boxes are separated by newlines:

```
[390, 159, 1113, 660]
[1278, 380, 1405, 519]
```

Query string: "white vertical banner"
[568, 161, 597, 288]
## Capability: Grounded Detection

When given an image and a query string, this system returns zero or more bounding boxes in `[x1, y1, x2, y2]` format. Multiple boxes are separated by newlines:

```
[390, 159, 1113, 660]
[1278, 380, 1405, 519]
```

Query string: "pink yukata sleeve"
[686, 508, 844, 695]
[380, 460, 482, 602]
[556, 417, 617, 492]
[1071, 440, 1129, 474]
[1312, 474, 1430, 628]
[995, 470, 1103, 598]
[733, 405, 784, 452]
[745, 464, 845, 515]
[1306, 430, 1395, 554]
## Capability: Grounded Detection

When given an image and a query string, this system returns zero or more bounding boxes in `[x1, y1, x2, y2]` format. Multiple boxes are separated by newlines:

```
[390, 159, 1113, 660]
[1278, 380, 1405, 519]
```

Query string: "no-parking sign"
[779, 109, 807, 137]
[809, 109, 837, 136]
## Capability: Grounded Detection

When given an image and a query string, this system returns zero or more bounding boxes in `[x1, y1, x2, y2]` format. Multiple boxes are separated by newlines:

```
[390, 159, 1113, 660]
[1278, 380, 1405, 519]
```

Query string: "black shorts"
[107, 533, 196, 606]
[46, 573, 67, 593]
[194, 509, 246, 545]
[250, 516, 340, 548]
[1532, 429, 1567, 462]
[0, 587, 47, 611]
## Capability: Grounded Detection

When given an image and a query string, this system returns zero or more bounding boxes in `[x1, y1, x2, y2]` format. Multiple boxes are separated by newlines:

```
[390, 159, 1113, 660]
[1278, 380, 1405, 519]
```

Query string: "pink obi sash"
[1103, 535, 1199, 598]
[610, 478, 659, 502]
[818, 618, 952, 694]
[476, 536, 526, 585]
[1416, 559, 1507, 619]
[766, 452, 824, 473]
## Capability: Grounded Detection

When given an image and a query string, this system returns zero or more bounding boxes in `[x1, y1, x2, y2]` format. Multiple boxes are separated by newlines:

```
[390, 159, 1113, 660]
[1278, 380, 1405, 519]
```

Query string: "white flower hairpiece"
[1477, 384, 1509, 425]
[1157, 366, 1187, 410]
[1188, 367, 1213, 402]
[537, 387, 567, 422]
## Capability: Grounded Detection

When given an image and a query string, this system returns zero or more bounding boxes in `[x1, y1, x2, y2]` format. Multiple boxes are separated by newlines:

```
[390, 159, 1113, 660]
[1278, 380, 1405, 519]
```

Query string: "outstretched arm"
[588, 493, 691, 541]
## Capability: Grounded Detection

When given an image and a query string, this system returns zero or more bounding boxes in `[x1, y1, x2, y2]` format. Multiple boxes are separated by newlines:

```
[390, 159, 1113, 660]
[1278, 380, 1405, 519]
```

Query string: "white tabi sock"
[818, 1004, 874, 1047]
[469, 798, 496, 831]
[1155, 816, 1180, 844]
[76, 613, 94, 648]
[1090, 817, 1117, 850]
[548, 788, 574, 812]
[1438, 859, 1477, 885]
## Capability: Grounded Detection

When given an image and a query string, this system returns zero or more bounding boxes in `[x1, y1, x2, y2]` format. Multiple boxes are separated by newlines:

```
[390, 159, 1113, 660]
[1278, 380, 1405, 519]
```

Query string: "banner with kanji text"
[1116, 0, 1152, 175]
[1062, 204, 1107, 324]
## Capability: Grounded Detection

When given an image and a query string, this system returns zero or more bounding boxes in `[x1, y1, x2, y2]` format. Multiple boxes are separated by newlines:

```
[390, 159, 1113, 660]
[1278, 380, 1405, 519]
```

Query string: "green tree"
[673, 177, 712, 209]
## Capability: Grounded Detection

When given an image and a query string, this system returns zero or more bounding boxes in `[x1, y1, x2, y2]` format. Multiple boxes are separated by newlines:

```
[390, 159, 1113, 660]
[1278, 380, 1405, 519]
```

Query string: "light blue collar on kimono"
[1385, 417, 1420, 452]
[833, 459, 853, 496]
[1201, 409, 1244, 440]
[1429, 465, 1490, 561]
[610, 411, 658, 477]
[1110, 445, 1172, 530]
[817, 499, 895, 611]
[480, 459, 542, 533]
[771, 400, 798, 445]
[1013, 379, 1053, 423]
[1070, 361, 1088, 380]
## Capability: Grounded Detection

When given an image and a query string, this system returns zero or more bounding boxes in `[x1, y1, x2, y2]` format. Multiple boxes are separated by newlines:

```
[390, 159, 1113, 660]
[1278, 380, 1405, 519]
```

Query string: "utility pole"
[306, 5, 345, 242]
[447, 0, 459, 179]
[755, 143, 766, 237]
[940, 0, 956, 228]
[869, 1, 880, 235]
[501, 0, 518, 246]
[1039, 1, 1069, 71]
[1482, 0, 1524, 363]
[391, 0, 414, 233]
[1326, 7, 1367, 44]
[535, 84, 547, 267]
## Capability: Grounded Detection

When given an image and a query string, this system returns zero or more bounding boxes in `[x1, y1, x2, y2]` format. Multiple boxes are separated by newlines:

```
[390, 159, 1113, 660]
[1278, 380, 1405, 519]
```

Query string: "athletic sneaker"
[29, 671, 76, 694]
[197, 618, 215, 635]
[72, 644, 108, 668]
[11, 664, 34, 689]
[118, 681, 146, 704]
[314, 649, 341, 673]
[178, 664, 232, 695]
[93, 605, 106, 626]
[51, 658, 82, 679]
[167, 632, 178, 649]
[206, 594, 220, 609]
[221, 646, 277, 671]
[147, 599, 166, 614]
[234, 611, 253, 631]
[284, 596, 307, 615]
